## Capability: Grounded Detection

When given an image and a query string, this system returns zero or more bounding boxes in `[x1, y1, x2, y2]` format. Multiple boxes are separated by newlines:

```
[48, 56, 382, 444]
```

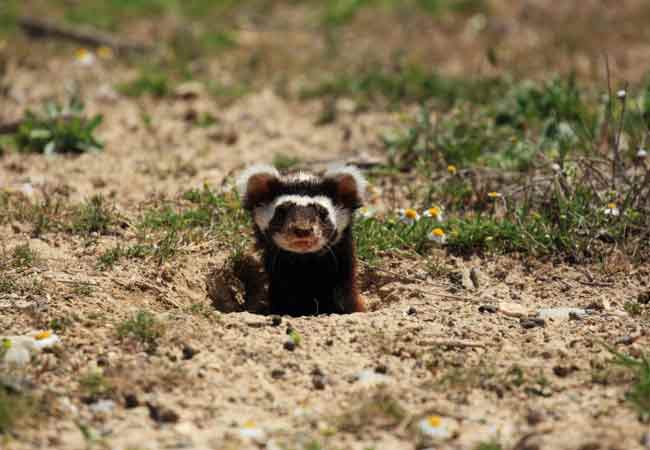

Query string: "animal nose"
[291, 226, 312, 238]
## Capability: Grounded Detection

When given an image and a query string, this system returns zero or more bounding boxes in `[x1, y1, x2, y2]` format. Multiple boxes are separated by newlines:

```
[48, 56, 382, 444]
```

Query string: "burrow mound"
[206, 253, 270, 314]
[206, 253, 401, 314]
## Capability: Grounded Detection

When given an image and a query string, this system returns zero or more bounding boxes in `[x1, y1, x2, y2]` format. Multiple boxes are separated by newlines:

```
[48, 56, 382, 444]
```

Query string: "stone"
[536, 307, 588, 320]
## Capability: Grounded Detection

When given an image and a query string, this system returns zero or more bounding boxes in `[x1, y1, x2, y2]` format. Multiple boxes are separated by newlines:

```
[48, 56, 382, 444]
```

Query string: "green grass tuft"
[14, 96, 103, 155]
[11, 244, 38, 268]
[72, 195, 116, 236]
[117, 310, 166, 353]
[117, 72, 171, 98]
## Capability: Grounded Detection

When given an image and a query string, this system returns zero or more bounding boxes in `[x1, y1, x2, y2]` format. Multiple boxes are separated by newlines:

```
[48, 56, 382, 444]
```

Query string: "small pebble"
[406, 306, 417, 315]
[96, 356, 109, 367]
[479, 305, 498, 314]
[182, 345, 198, 360]
[553, 365, 577, 378]
[521, 318, 545, 329]
[124, 393, 139, 409]
[89, 399, 115, 414]
[270, 316, 282, 326]
[270, 369, 285, 379]
[147, 402, 179, 424]
[374, 364, 388, 375]
[283, 341, 295, 352]
[526, 409, 544, 426]
[325, 339, 333, 347]
[312, 376, 326, 390]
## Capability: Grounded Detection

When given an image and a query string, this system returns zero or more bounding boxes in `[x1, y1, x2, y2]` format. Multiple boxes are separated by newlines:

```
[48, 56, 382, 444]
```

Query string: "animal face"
[237, 164, 366, 254]
[267, 197, 336, 253]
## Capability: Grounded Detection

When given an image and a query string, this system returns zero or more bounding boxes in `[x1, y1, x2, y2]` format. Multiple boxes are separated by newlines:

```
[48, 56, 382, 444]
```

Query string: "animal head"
[237, 164, 366, 254]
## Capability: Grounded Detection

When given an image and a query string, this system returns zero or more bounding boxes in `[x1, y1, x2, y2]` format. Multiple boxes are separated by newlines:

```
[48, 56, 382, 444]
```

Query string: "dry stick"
[417, 338, 486, 349]
[19, 17, 151, 53]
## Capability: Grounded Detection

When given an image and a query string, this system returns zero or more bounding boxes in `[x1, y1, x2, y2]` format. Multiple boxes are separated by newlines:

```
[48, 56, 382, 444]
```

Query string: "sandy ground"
[1, 38, 650, 450]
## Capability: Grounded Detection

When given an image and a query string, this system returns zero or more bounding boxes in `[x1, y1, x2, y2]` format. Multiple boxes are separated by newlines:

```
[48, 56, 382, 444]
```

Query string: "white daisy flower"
[637, 148, 647, 158]
[1, 337, 32, 367]
[357, 206, 375, 219]
[487, 192, 502, 199]
[604, 202, 620, 216]
[32, 330, 60, 350]
[74, 48, 96, 67]
[398, 208, 420, 225]
[1, 331, 60, 367]
[418, 415, 451, 440]
[238, 421, 267, 443]
[428, 228, 447, 244]
[423, 206, 444, 221]
[551, 163, 562, 173]
[617, 89, 627, 99]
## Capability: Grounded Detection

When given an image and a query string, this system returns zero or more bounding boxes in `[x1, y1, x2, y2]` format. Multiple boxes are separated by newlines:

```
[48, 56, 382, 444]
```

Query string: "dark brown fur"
[240, 167, 366, 316]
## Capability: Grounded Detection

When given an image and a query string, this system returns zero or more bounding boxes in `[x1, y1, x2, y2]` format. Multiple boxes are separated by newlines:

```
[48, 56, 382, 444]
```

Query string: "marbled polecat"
[237, 164, 366, 316]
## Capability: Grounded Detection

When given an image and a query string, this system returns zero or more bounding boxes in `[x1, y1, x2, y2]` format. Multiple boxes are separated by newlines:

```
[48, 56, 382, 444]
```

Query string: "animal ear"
[236, 164, 280, 210]
[323, 165, 366, 209]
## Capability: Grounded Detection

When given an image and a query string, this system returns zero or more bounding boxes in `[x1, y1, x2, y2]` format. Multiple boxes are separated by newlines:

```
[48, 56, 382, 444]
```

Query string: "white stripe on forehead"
[253, 194, 337, 231]
[282, 172, 318, 183]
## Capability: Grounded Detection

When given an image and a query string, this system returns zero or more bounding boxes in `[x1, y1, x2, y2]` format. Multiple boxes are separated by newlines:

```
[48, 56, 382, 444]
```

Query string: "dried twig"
[19, 17, 151, 53]
[417, 338, 486, 349]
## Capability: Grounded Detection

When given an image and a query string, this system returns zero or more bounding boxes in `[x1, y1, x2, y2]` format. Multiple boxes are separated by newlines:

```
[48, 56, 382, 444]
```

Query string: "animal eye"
[319, 209, 330, 221]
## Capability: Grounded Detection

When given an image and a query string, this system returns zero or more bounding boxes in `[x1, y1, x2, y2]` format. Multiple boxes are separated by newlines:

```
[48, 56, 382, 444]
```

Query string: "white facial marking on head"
[235, 164, 279, 199]
[283, 172, 318, 183]
[253, 195, 337, 232]
[323, 164, 367, 199]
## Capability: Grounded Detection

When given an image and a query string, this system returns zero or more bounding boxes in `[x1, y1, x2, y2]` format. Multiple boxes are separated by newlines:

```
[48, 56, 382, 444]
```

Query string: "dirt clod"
[479, 305, 498, 314]
[147, 402, 180, 424]
[182, 345, 198, 360]
[124, 393, 139, 409]
[271, 369, 286, 380]
[521, 318, 545, 329]
[312, 376, 326, 390]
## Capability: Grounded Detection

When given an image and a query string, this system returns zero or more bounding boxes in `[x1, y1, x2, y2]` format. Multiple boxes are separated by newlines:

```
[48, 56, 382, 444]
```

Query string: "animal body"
[237, 164, 366, 316]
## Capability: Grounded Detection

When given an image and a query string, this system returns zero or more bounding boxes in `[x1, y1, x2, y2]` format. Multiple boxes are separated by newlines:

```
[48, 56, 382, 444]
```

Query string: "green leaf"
[29, 129, 52, 140]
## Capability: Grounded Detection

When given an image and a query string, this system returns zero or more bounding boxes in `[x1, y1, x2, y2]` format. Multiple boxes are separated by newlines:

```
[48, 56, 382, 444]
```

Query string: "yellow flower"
[74, 48, 95, 66]
[32, 330, 60, 350]
[423, 206, 444, 221]
[418, 415, 450, 439]
[399, 208, 420, 225]
[427, 415, 442, 427]
[34, 330, 52, 340]
[447, 165, 457, 175]
[428, 228, 447, 244]
[97, 46, 114, 60]
[357, 206, 375, 219]
[604, 203, 620, 217]
[487, 192, 502, 199]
